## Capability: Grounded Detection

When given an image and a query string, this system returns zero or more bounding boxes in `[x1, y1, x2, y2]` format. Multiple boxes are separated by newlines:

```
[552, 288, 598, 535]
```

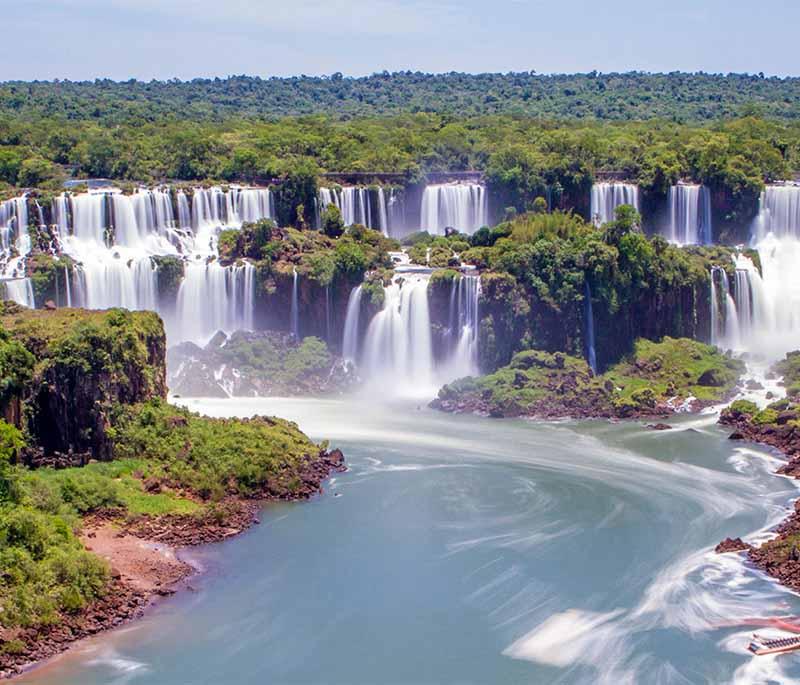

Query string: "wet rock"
[715, 537, 752, 553]
[646, 423, 672, 431]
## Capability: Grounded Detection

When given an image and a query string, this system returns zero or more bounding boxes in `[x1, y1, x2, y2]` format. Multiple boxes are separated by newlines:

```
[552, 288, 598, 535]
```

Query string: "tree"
[604, 205, 642, 245]
[322, 204, 344, 238]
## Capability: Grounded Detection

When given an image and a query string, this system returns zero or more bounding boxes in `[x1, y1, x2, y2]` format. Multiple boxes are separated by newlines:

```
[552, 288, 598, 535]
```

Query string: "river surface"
[16, 397, 800, 684]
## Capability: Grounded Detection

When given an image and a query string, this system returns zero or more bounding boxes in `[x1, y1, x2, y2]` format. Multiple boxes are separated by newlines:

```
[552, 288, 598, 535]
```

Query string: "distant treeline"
[2, 72, 799, 122]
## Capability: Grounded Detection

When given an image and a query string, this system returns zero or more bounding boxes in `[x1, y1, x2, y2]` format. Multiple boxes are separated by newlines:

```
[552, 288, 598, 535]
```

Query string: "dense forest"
[3, 114, 798, 232]
[2, 72, 799, 122]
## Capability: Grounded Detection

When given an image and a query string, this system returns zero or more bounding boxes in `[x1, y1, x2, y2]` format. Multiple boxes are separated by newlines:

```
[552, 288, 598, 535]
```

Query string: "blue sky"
[3, 0, 799, 80]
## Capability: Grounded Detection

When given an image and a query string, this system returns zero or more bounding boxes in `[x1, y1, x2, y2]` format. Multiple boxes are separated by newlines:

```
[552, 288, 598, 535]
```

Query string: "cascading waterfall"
[52, 185, 270, 343]
[387, 188, 406, 238]
[752, 184, 800, 241]
[444, 274, 481, 378]
[665, 184, 712, 245]
[71, 256, 158, 312]
[354, 272, 481, 396]
[173, 260, 255, 343]
[584, 280, 597, 373]
[713, 183, 800, 358]
[590, 182, 639, 227]
[342, 285, 363, 362]
[233, 187, 275, 224]
[318, 187, 377, 230]
[709, 266, 740, 350]
[420, 183, 488, 235]
[361, 276, 435, 396]
[376, 188, 389, 236]
[290, 267, 300, 339]
[0, 195, 34, 307]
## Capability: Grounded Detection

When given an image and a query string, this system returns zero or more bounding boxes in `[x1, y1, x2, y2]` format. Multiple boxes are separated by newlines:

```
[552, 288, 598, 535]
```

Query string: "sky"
[2, 0, 799, 81]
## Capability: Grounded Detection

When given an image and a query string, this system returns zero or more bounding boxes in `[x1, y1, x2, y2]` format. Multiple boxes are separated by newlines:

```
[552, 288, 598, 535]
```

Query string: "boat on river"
[749, 633, 800, 655]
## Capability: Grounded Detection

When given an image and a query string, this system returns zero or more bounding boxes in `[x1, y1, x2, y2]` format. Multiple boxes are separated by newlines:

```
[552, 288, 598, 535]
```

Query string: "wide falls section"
[17, 397, 800, 685]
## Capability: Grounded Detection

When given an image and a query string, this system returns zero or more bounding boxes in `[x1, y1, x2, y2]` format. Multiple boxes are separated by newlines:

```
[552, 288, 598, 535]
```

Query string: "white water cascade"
[54, 185, 270, 343]
[361, 275, 435, 397]
[711, 184, 800, 359]
[318, 187, 383, 232]
[174, 260, 255, 343]
[710, 266, 740, 349]
[665, 184, 712, 245]
[752, 184, 800, 241]
[443, 274, 481, 378]
[386, 188, 406, 237]
[342, 285, 363, 362]
[420, 183, 488, 236]
[590, 182, 639, 227]
[0, 196, 34, 307]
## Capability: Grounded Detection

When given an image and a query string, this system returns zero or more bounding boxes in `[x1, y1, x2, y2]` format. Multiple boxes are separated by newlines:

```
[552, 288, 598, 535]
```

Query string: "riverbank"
[1, 447, 345, 680]
[716, 351, 800, 592]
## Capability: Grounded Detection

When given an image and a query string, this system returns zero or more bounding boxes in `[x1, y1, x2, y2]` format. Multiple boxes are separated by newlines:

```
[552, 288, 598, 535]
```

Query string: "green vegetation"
[213, 334, 333, 393]
[774, 351, 800, 398]
[0, 106, 796, 230]
[0, 305, 333, 652]
[224, 219, 396, 292]
[151, 256, 185, 300]
[435, 337, 743, 418]
[111, 400, 323, 500]
[26, 254, 74, 307]
[1, 422, 110, 632]
[2, 73, 799, 122]
[440, 207, 736, 371]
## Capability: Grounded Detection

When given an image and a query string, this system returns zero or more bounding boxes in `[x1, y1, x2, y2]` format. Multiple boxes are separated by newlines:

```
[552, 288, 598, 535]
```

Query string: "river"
[15, 396, 800, 684]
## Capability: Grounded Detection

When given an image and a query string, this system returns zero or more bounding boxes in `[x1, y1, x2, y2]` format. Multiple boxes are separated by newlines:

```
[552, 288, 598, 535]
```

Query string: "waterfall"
[290, 267, 300, 339]
[318, 187, 376, 229]
[174, 260, 256, 343]
[361, 276, 435, 396]
[665, 184, 712, 245]
[752, 184, 800, 241]
[377, 188, 389, 236]
[342, 285, 363, 361]
[50, 186, 268, 343]
[0, 196, 33, 307]
[70, 192, 108, 244]
[387, 188, 406, 238]
[235, 187, 274, 223]
[444, 274, 481, 378]
[64, 265, 72, 307]
[710, 270, 718, 346]
[716, 184, 800, 358]
[710, 266, 740, 350]
[70, 256, 158, 311]
[590, 182, 639, 227]
[4, 279, 34, 307]
[420, 183, 488, 235]
[584, 280, 597, 373]
[176, 191, 192, 229]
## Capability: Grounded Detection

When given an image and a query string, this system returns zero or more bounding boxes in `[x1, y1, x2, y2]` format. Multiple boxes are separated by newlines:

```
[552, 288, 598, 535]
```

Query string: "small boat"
[749, 633, 800, 655]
